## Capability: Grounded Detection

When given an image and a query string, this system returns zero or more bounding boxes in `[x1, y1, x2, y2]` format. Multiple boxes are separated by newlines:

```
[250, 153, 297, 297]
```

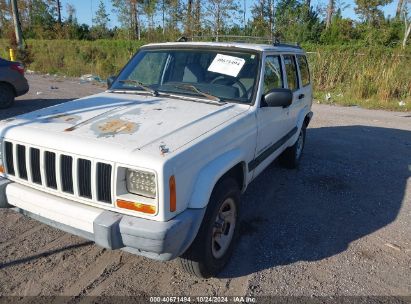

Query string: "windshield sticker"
[207, 54, 246, 77]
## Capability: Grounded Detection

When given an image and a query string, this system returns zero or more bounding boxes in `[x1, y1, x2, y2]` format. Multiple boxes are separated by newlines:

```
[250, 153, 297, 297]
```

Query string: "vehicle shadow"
[0, 241, 93, 270]
[0, 98, 74, 120]
[220, 125, 411, 278]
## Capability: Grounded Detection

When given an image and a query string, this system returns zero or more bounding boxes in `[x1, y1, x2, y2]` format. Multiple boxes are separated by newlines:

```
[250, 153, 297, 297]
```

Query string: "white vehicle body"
[0, 42, 313, 267]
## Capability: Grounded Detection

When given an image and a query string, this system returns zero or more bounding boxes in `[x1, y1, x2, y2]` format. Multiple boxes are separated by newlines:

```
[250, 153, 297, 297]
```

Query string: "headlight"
[126, 169, 156, 198]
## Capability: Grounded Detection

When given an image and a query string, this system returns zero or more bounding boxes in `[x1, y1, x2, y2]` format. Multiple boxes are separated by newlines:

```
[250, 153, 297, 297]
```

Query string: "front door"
[253, 54, 289, 177]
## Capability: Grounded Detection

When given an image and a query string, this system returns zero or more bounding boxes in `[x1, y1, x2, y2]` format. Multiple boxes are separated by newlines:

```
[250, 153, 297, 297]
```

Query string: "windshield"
[111, 48, 260, 104]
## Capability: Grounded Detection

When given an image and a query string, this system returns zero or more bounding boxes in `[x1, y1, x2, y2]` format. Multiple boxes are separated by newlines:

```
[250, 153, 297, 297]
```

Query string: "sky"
[60, 0, 399, 28]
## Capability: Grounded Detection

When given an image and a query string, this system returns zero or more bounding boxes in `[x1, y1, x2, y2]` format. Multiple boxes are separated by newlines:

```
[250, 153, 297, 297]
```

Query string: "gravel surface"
[0, 74, 410, 299]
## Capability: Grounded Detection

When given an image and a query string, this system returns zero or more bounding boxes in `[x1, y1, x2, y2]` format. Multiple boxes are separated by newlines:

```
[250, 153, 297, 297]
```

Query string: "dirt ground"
[0, 74, 410, 301]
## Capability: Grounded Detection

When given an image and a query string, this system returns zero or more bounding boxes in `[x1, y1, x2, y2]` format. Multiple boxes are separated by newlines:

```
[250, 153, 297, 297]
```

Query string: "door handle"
[298, 94, 305, 99]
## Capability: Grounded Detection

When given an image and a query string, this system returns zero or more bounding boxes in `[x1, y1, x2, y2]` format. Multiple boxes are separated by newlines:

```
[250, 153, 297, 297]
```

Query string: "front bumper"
[0, 178, 205, 261]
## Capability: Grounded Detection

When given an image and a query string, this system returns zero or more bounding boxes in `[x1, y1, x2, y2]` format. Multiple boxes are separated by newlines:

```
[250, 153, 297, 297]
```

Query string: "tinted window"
[297, 55, 310, 86]
[283, 55, 299, 91]
[263, 56, 283, 94]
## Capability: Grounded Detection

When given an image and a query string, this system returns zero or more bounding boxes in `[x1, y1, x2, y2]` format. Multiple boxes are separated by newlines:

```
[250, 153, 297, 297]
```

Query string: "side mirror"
[263, 88, 293, 107]
[107, 75, 116, 88]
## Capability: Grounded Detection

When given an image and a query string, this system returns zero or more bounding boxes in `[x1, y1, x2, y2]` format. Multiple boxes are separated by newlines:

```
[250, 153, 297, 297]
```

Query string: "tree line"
[1, 0, 410, 48]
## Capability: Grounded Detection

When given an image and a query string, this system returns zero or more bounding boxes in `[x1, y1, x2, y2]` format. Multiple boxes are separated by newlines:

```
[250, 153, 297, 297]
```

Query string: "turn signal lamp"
[116, 199, 156, 215]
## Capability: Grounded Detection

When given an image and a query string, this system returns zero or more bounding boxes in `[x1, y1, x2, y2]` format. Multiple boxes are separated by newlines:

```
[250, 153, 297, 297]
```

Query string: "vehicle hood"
[0, 92, 250, 155]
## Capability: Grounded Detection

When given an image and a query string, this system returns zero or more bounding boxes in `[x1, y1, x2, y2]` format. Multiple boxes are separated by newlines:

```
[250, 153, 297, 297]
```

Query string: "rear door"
[296, 54, 313, 111]
[282, 54, 305, 129]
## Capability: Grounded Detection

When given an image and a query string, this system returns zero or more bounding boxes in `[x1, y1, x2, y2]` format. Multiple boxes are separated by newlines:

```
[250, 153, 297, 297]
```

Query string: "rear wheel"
[0, 83, 15, 109]
[179, 178, 240, 278]
[279, 127, 306, 169]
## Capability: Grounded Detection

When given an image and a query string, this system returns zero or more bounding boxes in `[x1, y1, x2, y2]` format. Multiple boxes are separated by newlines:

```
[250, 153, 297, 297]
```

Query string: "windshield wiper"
[173, 84, 221, 102]
[118, 79, 158, 96]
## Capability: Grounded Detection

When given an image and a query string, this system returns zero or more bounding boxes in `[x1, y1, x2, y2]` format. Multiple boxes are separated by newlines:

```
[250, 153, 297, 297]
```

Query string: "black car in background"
[0, 58, 29, 109]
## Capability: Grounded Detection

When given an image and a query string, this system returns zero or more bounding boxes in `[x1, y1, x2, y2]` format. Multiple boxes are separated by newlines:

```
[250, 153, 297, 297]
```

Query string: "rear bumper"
[14, 77, 29, 96]
[0, 178, 205, 261]
[4, 73, 29, 96]
[15, 83, 29, 96]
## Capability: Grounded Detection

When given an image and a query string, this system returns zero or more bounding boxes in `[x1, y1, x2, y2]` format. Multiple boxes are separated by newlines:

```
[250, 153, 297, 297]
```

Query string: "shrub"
[0, 39, 409, 110]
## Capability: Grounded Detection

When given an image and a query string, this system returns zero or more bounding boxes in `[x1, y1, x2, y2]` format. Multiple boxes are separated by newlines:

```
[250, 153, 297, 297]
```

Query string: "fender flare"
[188, 149, 246, 209]
[285, 109, 313, 148]
[297, 108, 313, 130]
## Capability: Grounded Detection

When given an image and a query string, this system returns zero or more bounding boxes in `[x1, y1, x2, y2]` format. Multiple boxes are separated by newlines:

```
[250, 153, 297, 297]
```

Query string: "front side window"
[263, 56, 283, 94]
[111, 48, 260, 104]
[283, 55, 299, 91]
[297, 55, 310, 87]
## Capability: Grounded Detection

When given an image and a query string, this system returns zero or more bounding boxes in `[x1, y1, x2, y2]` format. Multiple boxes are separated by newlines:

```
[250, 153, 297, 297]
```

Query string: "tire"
[179, 178, 241, 278]
[279, 127, 306, 169]
[0, 83, 15, 109]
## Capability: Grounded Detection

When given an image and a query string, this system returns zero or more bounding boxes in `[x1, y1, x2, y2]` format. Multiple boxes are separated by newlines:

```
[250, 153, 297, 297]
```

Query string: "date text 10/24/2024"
[149, 296, 257, 303]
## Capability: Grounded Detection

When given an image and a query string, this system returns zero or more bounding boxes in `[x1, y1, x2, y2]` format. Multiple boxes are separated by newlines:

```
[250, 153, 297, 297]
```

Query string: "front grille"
[30, 148, 41, 184]
[78, 159, 92, 199]
[5, 141, 14, 175]
[97, 163, 112, 203]
[17, 145, 28, 180]
[3, 141, 113, 204]
[45, 151, 57, 189]
[61, 155, 73, 194]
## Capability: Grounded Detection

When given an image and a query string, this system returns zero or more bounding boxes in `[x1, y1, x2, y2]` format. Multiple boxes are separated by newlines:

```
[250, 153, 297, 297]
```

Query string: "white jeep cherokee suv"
[0, 41, 313, 278]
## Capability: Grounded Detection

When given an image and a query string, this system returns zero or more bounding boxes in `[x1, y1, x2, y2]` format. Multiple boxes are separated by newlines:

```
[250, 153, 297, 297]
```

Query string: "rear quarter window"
[297, 55, 310, 87]
[283, 55, 299, 91]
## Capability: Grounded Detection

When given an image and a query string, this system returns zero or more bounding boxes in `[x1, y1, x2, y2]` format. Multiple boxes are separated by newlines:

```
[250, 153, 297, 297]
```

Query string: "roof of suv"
[143, 42, 305, 53]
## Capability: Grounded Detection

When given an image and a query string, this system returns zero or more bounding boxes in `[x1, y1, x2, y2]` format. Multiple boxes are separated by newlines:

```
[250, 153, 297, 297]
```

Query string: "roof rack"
[176, 35, 273, 43]
[175, 35, 302, 49]
[272, 39, 302, 49]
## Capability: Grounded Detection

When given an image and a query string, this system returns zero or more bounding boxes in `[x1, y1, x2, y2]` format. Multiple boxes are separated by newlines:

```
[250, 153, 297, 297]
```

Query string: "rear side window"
[283, 55, 299, 91]
[263, 56, 283, 94]
[297, 55, 310, 87]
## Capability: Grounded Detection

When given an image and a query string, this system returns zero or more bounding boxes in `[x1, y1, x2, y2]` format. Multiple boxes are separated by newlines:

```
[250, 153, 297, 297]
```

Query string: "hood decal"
[64, 105, 128, 132]
[91, 116, 139, 138]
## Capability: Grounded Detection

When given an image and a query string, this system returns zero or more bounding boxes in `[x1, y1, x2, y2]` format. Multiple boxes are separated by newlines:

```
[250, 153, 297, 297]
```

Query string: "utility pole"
[186, 0, 193, 37]
[162, 0, 165, 36]
[194, 0, 201, 36]
[11, 0, 24, 50]
[270, 0, 274, 40]
[326, 0, 334, 29]
[243, 0, 246, 32]
[57, 0, 62, 23]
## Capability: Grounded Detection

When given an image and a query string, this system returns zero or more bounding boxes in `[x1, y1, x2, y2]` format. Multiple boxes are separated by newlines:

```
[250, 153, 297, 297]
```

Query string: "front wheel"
[279, 128, 306, 169]
[179, 178, 240, 278]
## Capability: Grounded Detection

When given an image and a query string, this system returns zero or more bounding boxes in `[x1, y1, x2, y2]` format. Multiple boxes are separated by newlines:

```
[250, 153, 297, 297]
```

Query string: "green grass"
[0, 39, 410, 111]
[304, 44, 411, 111]
[313, 91, 411, 111]
[0, 39, 146, 77]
